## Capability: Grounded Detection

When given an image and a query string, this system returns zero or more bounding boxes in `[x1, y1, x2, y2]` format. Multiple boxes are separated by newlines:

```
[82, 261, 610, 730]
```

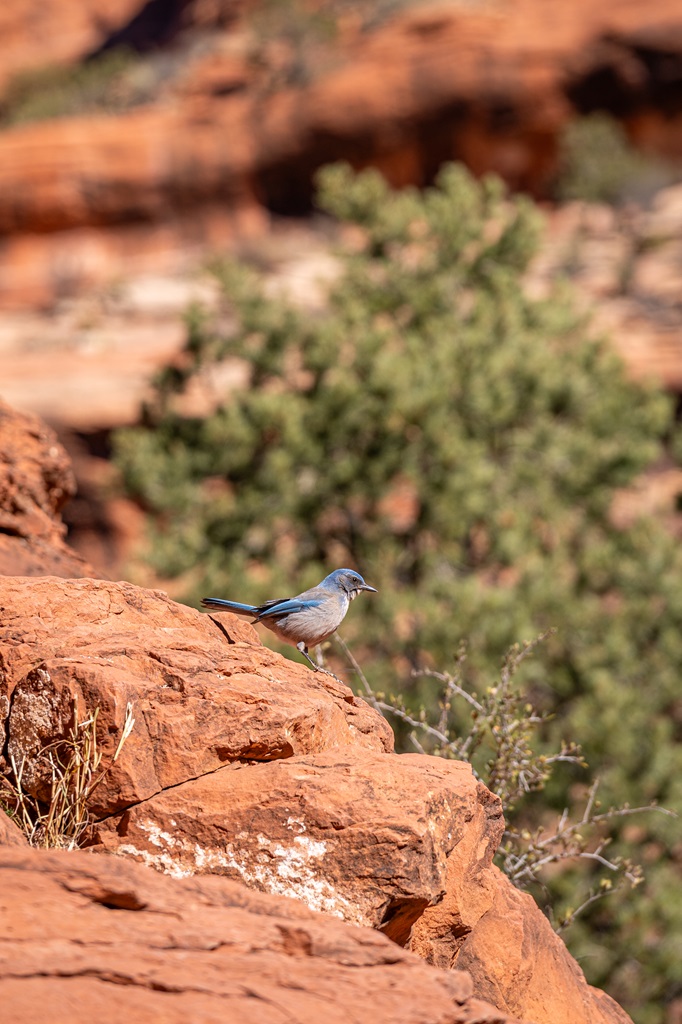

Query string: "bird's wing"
[255, 596, 324, 619]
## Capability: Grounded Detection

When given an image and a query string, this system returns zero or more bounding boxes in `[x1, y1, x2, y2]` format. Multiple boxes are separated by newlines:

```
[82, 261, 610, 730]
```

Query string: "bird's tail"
[201, 598, 257, 617]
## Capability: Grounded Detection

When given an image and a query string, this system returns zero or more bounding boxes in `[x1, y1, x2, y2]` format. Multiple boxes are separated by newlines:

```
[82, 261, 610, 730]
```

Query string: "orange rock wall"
[0, 0, 681, 306]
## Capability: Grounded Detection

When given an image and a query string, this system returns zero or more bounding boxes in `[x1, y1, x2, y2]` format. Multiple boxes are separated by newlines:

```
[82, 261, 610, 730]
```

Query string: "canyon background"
[1, 2, 682, 1023]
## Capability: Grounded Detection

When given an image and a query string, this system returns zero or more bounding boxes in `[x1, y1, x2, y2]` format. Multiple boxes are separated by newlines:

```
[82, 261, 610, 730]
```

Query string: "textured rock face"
[0, 847, 521, 1024]
[410, 811, 633, 1024]
[0, 399, 99, 578]
[0, 575, 393, 814]
[94, 749, 503, 945]
[0, 0, 245, 91]
[2, 0, 682, 225]
[0, 571, 635, 1024]
[0, 0, 142, 89]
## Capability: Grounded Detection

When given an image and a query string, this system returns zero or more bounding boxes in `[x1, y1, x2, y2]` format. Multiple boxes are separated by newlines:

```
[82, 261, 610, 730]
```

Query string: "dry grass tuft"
[1, 696, 134, 849]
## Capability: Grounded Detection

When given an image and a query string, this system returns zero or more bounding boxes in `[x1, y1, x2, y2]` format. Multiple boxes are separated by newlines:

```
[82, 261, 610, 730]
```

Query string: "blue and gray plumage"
[201, 568, 377, 671]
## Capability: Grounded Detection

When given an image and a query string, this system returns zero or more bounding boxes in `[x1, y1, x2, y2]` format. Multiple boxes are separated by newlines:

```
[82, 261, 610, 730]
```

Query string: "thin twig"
[333, 631, 672, 934]
[335, 633, 379, 705]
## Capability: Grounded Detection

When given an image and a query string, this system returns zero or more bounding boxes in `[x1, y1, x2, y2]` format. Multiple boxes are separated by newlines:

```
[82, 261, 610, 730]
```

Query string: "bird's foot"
[318, 665, 345, 684]
[297, 642, 344, 685]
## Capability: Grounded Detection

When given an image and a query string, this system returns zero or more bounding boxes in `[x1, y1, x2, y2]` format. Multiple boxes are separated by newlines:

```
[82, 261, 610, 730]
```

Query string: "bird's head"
[325, 568, 378, 600]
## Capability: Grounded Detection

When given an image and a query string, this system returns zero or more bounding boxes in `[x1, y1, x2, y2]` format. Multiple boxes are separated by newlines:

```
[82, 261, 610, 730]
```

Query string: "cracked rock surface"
[94, 748, 502, 946]
[0, 846, 520, 1024]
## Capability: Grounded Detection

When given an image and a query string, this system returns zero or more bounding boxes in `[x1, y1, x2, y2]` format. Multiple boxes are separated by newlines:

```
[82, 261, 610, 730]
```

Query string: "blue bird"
[201, 568, 377, 671]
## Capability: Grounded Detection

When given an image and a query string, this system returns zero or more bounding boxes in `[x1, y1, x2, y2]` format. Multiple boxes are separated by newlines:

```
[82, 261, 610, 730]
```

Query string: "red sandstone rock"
[93, 749, 503, 946]
[0, 846, 521, 1024]
[410, 810, 632, 1024]
[0, 399, 99, 578]
[0, 0, 248, 93]
[95, 739, 632, 1024]
[0, 810, 27, 847]
[0, 575, 393, 814]
[0, 571, 635, 1023]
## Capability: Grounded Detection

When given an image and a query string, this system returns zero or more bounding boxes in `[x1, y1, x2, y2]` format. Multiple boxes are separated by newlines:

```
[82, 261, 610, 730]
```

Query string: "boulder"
[93, 737, 623, 1024]
[410, 810, 633, 1024]
[93, 749, 503, 946]
[0, 846, 521, 1024]
[0, 575, 393, 814]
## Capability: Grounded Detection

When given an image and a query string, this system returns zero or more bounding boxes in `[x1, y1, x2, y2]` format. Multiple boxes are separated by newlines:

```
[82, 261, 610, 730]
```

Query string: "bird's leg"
[296, 642, 345, 685]
[297, 642, 320, 672]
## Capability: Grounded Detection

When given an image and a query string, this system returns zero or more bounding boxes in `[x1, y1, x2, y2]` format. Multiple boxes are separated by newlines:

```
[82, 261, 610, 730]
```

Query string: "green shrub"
[115, 162, 682, 1022]
[355, 632, 668, 936]
[555, 113, 668, 206]
[0, 49, 152, 126]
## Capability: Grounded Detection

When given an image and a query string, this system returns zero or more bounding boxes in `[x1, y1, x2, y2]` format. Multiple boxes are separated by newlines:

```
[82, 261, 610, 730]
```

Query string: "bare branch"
[336, 631, 670, 935]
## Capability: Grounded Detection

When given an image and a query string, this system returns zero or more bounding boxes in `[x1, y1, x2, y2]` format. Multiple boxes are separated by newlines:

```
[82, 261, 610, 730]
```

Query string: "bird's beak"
[360, 584, 378, 593]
